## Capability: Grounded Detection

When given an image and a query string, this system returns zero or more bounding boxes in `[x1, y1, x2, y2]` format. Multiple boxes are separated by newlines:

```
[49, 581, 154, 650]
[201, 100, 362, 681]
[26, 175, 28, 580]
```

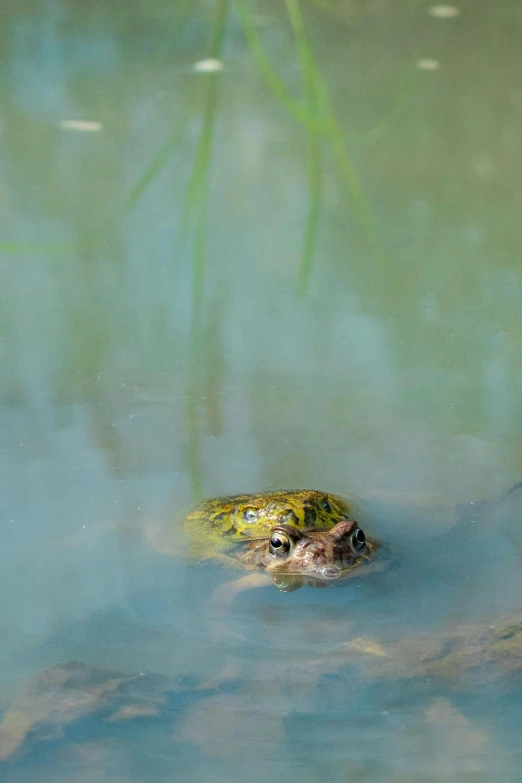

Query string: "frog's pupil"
[270, 533, 291, 557]
[322, 500, 331, 513]
[352, 528, 366, 550]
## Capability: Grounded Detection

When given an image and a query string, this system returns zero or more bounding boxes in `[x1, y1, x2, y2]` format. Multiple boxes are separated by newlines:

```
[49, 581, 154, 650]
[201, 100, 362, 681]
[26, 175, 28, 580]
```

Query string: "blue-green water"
[2, 0, 522, 780]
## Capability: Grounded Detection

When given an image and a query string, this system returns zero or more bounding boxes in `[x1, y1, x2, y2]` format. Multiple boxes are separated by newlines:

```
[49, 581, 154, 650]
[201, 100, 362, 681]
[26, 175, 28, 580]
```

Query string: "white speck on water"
[61, 119, 103, 132]
[416, 59, 440, 71]
[428, 5, 460, 18]
[193, 58, 224, 73]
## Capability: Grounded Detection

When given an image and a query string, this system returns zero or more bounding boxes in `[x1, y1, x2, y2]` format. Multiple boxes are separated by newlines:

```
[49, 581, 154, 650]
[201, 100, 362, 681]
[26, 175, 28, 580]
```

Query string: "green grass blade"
[185, 0, 229, 503]
[126, 114, 189, 211]
[365, 71, 415, 147]
[284, 0, 323, 294]
[234, 0, 319, 131]
[297, 136, 322, 295]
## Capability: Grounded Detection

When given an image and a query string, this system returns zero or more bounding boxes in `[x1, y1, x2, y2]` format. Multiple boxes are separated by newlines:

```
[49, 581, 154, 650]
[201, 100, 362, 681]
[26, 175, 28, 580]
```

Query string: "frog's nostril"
[320, 566, 341, 580]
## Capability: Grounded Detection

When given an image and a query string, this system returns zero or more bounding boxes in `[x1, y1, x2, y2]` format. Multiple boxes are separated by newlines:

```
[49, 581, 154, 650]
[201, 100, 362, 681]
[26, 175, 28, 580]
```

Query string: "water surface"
[2, 0, 522, 780]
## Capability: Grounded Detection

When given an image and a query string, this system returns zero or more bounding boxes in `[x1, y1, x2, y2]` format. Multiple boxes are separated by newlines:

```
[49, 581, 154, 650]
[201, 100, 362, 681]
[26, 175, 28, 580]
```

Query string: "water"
[1, 0, 522, 779]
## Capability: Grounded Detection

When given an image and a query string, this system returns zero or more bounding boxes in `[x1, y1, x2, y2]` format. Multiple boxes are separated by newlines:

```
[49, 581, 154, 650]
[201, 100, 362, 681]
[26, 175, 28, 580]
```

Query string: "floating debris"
[60, 120, 102, 132]
[193, 59, 224, 74]
[428, 5, 460, 18]
[416, 59, 441, 71]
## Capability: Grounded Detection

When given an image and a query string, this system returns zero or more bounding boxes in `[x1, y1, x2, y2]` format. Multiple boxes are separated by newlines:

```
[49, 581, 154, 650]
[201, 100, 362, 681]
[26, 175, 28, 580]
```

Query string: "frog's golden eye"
[320, 498, 332, 513]
[269, 531, 292, 557]
[351, 527, 366, 551]
[242, 508, 258, 523]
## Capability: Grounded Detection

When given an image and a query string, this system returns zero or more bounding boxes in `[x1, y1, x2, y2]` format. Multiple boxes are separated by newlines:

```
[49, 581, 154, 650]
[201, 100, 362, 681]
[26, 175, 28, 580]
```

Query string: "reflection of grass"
[298, 126, 321, 295]
[303, 0, 351, 21]
[178, 0, 390, 490]
[117, 0, 403, 493]
[126, 116, 189, 210]
[123, 0, 389, 299]
[236, 0, 382, 292]
[285, 0, 323, 294]
[0, 241, 72, 255]
[234, 0, 319, 131]
[125, 0, 407, 299]
[185, 0, 229, 504]
[365, 72, 415, 148]
[148, 0, 194, 66]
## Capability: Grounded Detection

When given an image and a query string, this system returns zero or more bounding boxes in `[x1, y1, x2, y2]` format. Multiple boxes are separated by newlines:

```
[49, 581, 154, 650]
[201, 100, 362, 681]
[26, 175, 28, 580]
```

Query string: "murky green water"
[2, 0, 522, 780]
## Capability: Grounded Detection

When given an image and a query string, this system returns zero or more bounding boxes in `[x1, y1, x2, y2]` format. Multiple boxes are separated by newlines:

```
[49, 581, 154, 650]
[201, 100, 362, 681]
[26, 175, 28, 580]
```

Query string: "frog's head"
[238, 518, 376, 587]
[187, 489, 356, 540]
[264, 519, 370, 576]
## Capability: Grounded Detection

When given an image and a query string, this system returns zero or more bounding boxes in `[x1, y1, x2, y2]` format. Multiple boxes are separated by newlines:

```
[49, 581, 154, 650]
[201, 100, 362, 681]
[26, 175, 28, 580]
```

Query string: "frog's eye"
[351, 527, 366, 551]
[242, 508, 258, 523]
[269, 531, 292, 557]
[320, 498, 332, 514]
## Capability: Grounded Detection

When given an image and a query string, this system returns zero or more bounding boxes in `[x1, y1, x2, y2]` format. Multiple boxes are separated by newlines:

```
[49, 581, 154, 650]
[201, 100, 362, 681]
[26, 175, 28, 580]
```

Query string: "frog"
[146, 489, 380, 602]
[0, 516, 378, 764]
[228, 518, 381, 592]
[172, 489, 382, 597]
[183, 489, 357, 561]
[4, 483, 522, 768]
[0, 517, 378, 763]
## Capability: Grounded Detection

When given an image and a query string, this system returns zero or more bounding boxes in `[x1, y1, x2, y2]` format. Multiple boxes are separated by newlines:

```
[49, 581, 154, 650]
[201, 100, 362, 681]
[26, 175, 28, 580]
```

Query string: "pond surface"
[2, 0, 522, 780]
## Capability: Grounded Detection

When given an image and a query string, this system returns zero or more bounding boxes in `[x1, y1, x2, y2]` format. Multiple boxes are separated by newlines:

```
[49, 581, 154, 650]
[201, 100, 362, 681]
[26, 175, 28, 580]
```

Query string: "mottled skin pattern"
[237, 520, 377, 581]
[184, 490, 356, 559]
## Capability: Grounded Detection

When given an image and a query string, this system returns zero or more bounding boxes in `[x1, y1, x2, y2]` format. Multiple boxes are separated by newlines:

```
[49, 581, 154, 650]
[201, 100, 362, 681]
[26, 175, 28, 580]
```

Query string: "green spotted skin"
[184, 490, 356, 559]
